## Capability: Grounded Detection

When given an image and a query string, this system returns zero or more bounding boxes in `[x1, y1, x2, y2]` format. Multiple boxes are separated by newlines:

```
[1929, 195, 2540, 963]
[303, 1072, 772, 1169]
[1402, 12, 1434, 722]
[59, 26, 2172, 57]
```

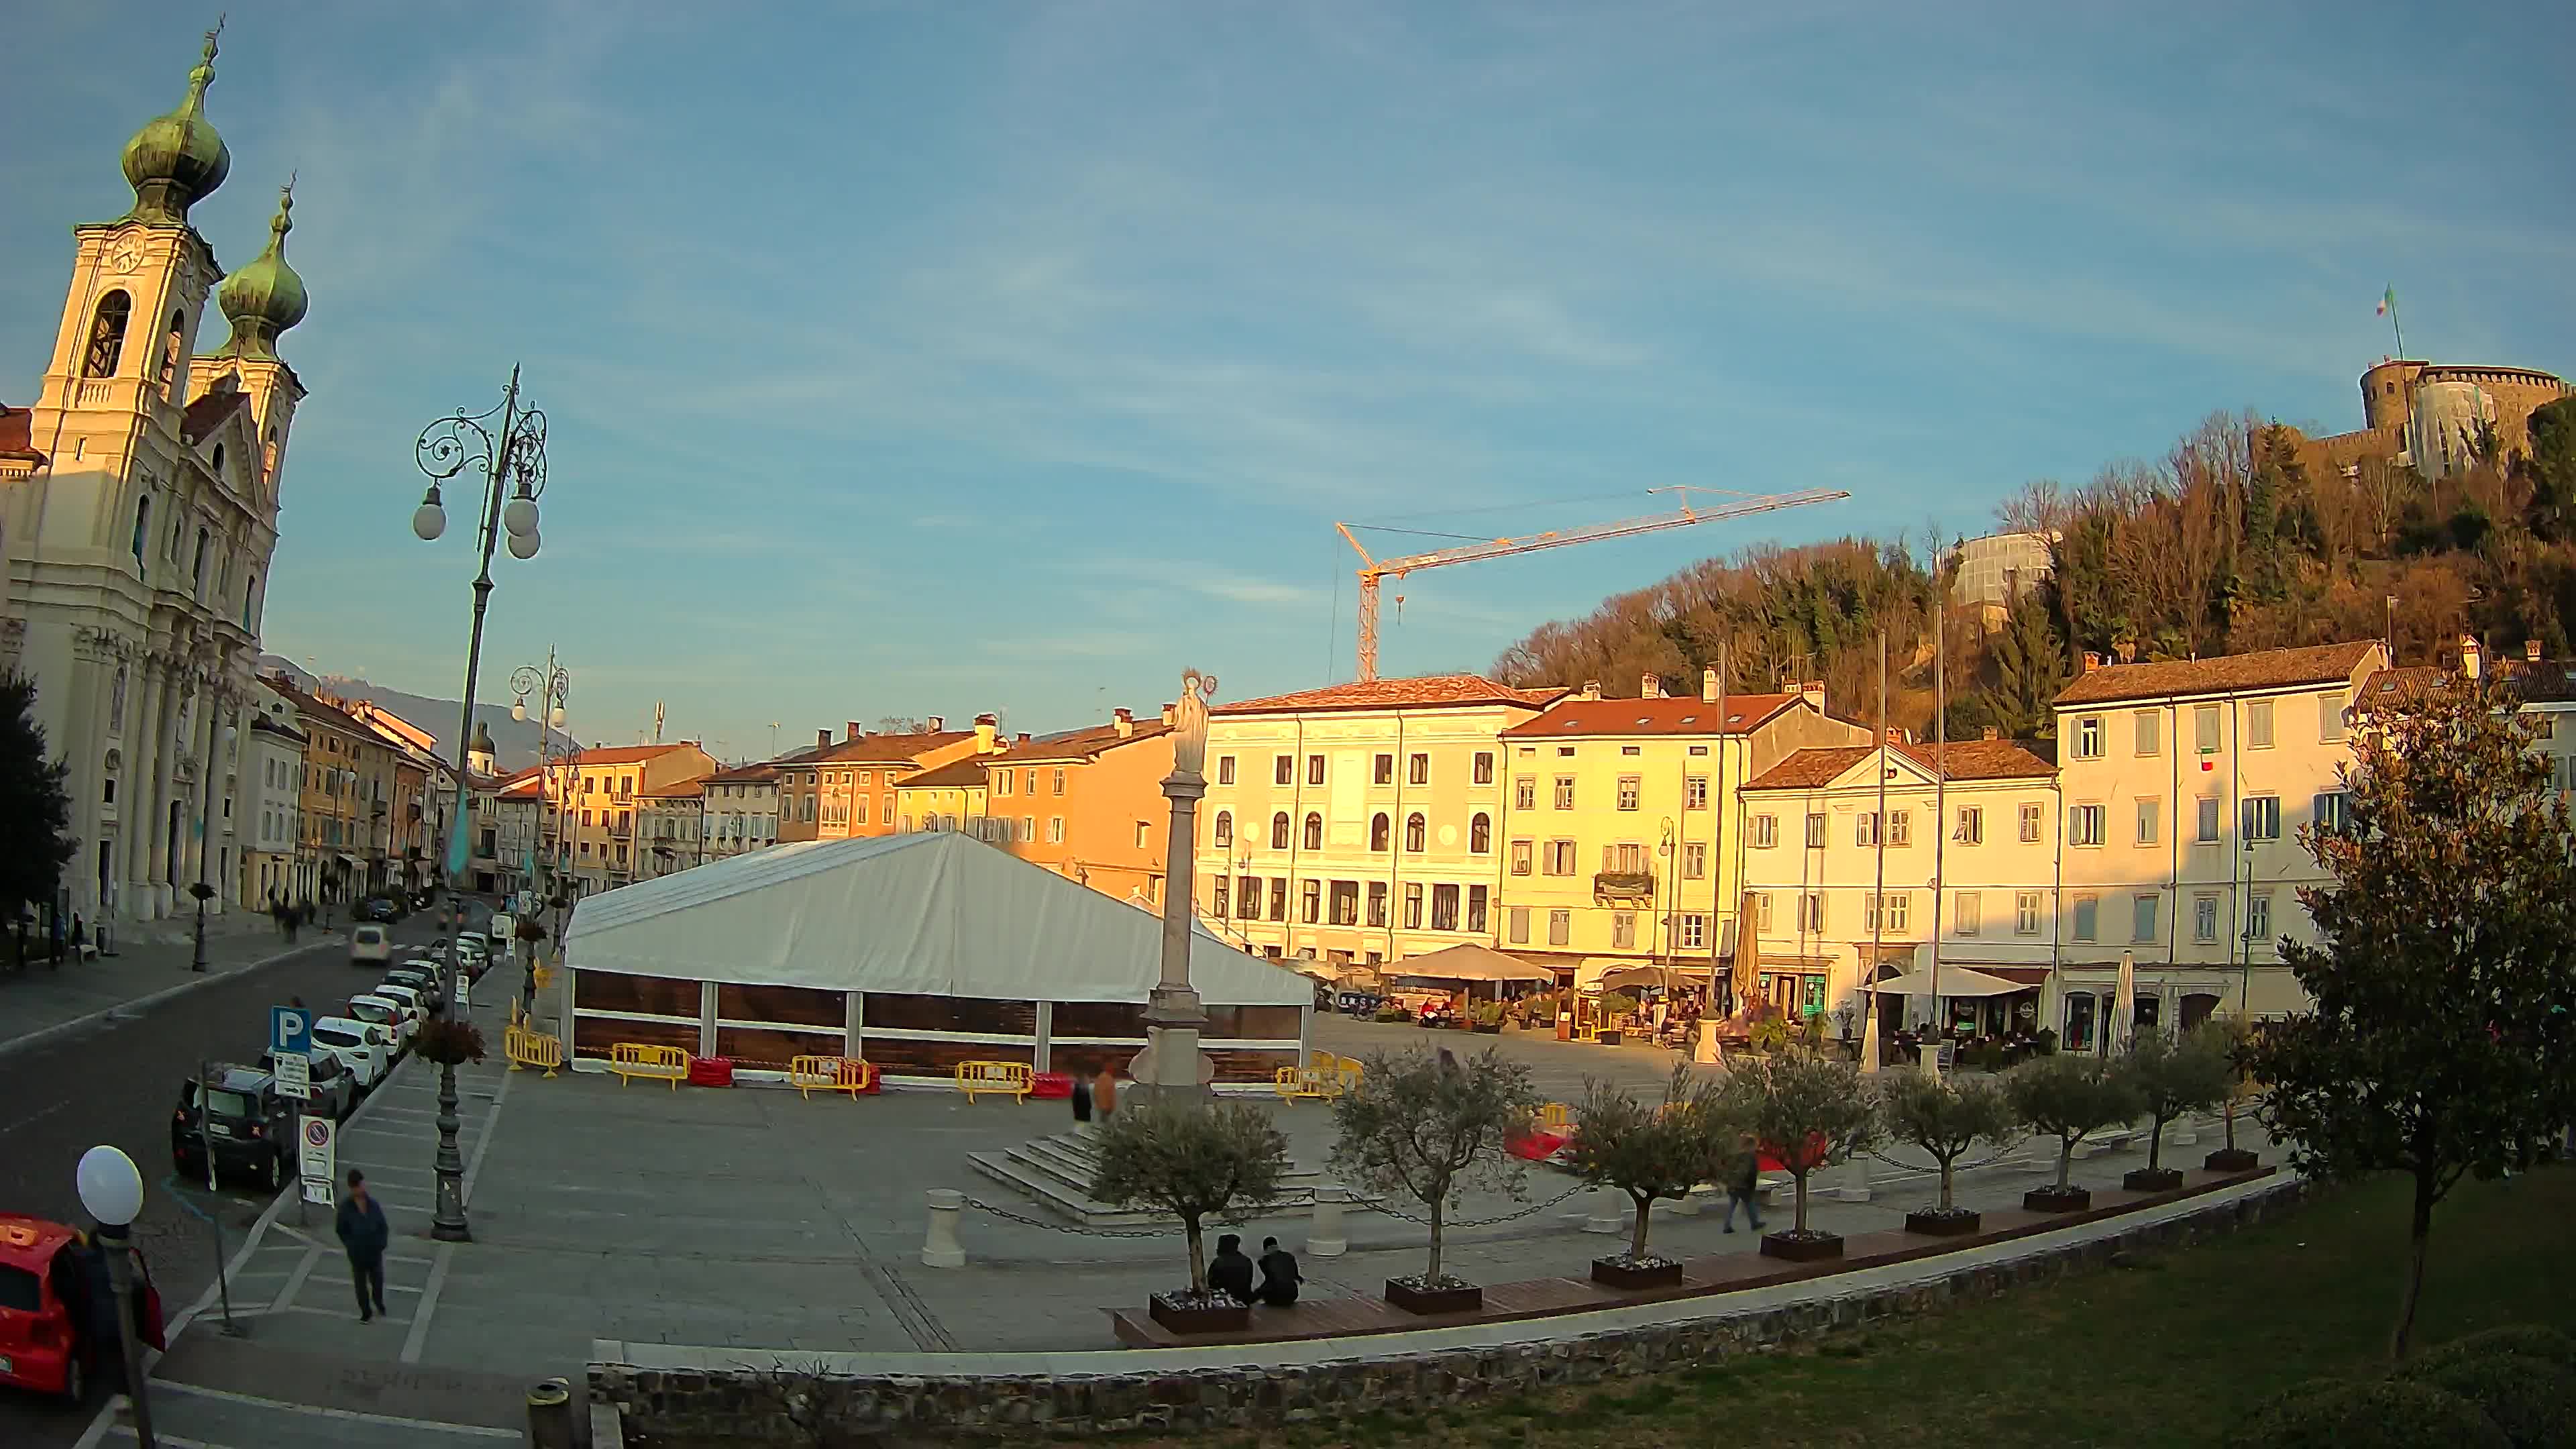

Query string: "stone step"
[1009, 1131, 1327, 1194]
[966, 1150, 1331, 1227]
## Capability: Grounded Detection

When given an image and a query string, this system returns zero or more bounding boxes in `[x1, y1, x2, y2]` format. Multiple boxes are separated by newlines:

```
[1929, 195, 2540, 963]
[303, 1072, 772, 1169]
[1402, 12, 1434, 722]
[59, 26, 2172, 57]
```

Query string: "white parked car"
[311, 1015, 394, 1087]
[370, 983, 431, 1024]
[347, 994, 417, 1049]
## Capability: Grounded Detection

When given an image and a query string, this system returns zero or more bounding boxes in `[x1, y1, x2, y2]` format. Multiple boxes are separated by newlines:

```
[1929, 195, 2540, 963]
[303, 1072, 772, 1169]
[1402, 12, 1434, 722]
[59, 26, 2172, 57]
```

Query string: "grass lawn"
[1093, 1167, 2576, 1449]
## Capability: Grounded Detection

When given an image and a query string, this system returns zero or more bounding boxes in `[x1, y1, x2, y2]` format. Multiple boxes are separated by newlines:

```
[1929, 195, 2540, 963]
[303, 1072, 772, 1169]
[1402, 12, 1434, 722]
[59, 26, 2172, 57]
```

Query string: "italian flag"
[2377, 286, 2396, 317]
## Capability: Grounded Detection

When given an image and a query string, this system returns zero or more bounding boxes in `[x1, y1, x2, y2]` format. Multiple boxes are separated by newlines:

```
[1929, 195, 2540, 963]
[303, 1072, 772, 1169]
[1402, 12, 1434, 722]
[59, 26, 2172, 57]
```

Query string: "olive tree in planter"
[1564, 1064, 1729, 1287]
[1878, 1071, 2019, 1236]
[1089, 1102, 1291, 1334]
[2116, 1026, 2236, 1191]
[2004, 1053, 2143, 1212]
[1330, 1045, 1540, 1313]
[2203, 1014, 2264, 1172]
[1717, 1050, 1880, 1262]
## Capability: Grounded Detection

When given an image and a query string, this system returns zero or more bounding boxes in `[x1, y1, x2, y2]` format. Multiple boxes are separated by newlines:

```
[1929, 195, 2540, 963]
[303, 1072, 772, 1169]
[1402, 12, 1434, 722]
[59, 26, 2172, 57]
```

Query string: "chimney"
[1701, 667, 1719, 704]
[1114, 707, 1134, 739]
[2528, 639, 2543, 665]
[1982, 726, 2000, 741]
[1641, 673, 1663, 699]
[2083, 651, 2102, 673]
[1799, 680, 1825, 710]
[973, 712, 1000, 753]
[1015, 732, 1031, 746]
[1580, 679, 1601, 701]
[2460, 635, 2483, 681]
[1886, 727, 1907, 745]
[2115, 639, 2137, 663]
[816, 728, 831, 751]
[1160, 702, 1176, 727]
[847, 721, 863, 742]
[926, 716, 945, 732]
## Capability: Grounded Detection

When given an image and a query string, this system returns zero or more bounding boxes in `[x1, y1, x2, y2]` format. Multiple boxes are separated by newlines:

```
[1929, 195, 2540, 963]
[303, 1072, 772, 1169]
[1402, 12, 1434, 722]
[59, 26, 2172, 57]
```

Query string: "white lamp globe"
[502, 494, 539, 538]
[76, 1144, 144, 1226]
[506, 527, 540, 561]
[511, 698, 527, 722]
[548, 704, 566, 730]
[412, 498, 446, 543]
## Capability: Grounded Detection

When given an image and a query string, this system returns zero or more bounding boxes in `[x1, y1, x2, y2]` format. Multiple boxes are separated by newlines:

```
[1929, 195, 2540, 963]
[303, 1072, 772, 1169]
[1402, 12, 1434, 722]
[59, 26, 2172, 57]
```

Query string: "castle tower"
[2359, 358, 2428, 434]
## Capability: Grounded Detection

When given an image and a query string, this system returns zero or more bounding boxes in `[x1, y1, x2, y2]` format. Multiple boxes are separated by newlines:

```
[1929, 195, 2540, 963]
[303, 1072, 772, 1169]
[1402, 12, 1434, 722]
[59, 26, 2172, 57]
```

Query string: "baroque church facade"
[0, 27, 311, 925]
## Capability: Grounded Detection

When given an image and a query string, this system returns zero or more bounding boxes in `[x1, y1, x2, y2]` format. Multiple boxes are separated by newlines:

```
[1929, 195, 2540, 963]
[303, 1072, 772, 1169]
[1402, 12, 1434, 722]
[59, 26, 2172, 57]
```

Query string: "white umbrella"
[2114, 950, 2136, 1055]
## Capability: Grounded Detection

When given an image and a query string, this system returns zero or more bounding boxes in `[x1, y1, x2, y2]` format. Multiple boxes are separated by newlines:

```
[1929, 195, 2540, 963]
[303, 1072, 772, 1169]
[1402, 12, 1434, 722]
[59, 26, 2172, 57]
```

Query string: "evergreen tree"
[0, 672, 76, 958]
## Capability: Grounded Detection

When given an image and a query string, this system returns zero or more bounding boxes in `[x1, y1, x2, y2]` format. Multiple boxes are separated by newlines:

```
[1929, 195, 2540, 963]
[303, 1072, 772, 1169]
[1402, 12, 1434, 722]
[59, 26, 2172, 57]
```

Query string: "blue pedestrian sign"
[271, 1005, 312, 1058]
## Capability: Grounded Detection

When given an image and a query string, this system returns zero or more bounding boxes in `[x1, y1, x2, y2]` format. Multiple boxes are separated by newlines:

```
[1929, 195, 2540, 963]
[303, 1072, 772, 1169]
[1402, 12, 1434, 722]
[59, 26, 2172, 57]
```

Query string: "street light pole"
[411, 368, 550, 1243]
[76, 1146, 152, 1447]
[188, 712, 236, 973]
[1138, 669, 1216, 1108]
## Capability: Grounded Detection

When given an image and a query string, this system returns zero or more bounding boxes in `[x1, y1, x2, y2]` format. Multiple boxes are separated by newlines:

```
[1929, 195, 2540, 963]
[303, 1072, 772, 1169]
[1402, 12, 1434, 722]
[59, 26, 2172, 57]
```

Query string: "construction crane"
[1335, 486, 1851, 682]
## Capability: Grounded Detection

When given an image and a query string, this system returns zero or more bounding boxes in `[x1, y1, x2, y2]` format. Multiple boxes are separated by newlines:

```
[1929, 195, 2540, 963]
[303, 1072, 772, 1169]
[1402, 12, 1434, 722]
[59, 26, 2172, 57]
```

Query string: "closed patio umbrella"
[2114, 950, 2137, 1055]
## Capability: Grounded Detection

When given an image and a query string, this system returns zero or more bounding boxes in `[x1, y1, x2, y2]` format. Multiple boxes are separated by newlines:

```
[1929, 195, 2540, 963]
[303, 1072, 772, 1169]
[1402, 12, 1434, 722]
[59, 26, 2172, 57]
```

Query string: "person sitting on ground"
[1208, 1232, 1256, 1303]
[1255, 1236, 1302, 1307]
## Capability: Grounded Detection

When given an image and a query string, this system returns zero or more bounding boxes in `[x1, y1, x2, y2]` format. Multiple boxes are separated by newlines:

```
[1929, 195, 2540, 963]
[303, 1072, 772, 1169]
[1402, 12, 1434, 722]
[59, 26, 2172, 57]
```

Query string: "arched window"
[242, 572, 257, 629]
[1302, 812, 1323, 851]
[1470, 812, 1492, 853]
[211, 443, 224, 476]
[160, 310, 184, 396]
[193, 527, 209, 586]
[1212, 810, 1232, 847]
[84, 291, 131, 378]
[1405, 812, 1426, 852]
[1270, 812, 1290, 850]
[129, 495, 150, 570]
[1370, 812, 1390, 851]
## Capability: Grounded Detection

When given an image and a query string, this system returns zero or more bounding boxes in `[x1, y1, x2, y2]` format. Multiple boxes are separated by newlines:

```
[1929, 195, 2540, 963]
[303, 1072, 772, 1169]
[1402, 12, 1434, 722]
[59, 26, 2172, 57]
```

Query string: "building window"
[1217, 755, 1235, 785]
[1370, 813, 1391, 851]
[1799, 893, 1824, 932]
[1373, 753, 1394, 786]
[1330, 880, 1358, 926]
[1507, 906, 1529, 944]
[1513, 776, 1536, 810]
[1403, 812, 1426, 852]
[2134, 709, 2160, 757]
[1954, 892, 1981, 936]
[1753, 892, 1774, 930]
[130, 496, 150, 570]
[2194, 893, 2220, 943]
[1553, 776, 1575, 809]
[1049, 816, 1067, 844]
[1750, 813, 1777, 849]
[1367, 880, 1389, 926]
[1051, 769, 1065, 794]
[1855, 812, 1877, 848]
[2246, 890, 2273, 944]
[2014, 802, 2039, 843]
[2070, 803, 2105, 847]
[1214, 810, 1232, 847]
[1469, 812, 1491, 853]
[1547, 908, 1570, 947]
[1136, 820, 1151, 849]
[1271, 812, 1290, 849]
[2241, 796, 2282, 841]
[2319, 692, 2347, 743]
[2016, 891, 2042, 935]
[85, 290, 132, 376]
[2195, 704, 2222, 754]
[2135, 798, 2160, 845]
[996, 771, 1013, 798]
[1466, 884, 1488, 933]
[1211, 875, 1230, 918]
[1948, 806, 1982, 844]
[1509, 839, 1532, 875]
[1301, 880, 1322, 924]
[1604, 841, 1649, 873]
[2247, 700, 2275, 749]
[1611, 912, 1635, 950]
[1237, 875, 1260, 919]
[2072, 894, 2098, 942]
[2313, 790, 2350, 833]
[2133, 894, 2160, 943]
[2073, 715, 2104, 759]
[2196, 796, 2222, 843]
[1866, 892, 1911, 934]
[1616, 775, 1640, 810]
[1267, 878, 1287, 921]
[1404, 883, 1424, 930]
[1805, 812, 1827, 849]
[1544, 839, 1576, 875]
[1472, 751, 1495, 785]
[1432, 884, 1460, 930]
[1407, 753, 1429, 786]
[1303, 812, 1324, 850]
[1684, 775, 1707, 810]
[1681, 842, 1706, 879]
[1306, 754, 1325, 786]
[1887, 810, 1911, 846]
[1274, 754, 1293, 786]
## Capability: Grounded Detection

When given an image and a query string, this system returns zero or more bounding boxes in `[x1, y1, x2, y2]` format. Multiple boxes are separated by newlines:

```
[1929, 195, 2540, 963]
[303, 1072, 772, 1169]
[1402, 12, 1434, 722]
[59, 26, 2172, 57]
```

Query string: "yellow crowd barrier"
[953, 1059, 1034, 1103]
[789, 1055, 878, 1099]
[504, 1023, 565, 1077]
[608, 1041, 690, 1089]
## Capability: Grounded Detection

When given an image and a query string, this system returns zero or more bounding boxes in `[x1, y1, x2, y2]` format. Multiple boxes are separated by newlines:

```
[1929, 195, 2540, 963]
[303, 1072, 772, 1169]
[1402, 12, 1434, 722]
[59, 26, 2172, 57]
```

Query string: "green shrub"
[2226, 1377, 2510, 1449]
[2417, 1325, 2576, 1375]
[2398, 1354, 2576, 1448]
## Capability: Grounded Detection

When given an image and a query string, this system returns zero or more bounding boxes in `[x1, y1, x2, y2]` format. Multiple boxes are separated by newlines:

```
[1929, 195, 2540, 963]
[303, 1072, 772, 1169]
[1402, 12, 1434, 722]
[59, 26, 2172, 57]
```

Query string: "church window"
[130, 496, 151, 570]
[84, 291, 131, 378]
[193, 527, 209, 587]
[111, 667, 127, 733]
[212, 443, 224, 476]
[160, 311, 184, 397]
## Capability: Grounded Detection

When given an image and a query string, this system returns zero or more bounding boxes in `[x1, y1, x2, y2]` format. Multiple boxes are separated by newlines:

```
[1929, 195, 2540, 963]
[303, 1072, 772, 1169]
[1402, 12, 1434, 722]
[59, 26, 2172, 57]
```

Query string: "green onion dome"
[217, 184, 307, 359]
[121, 27, 231, 225]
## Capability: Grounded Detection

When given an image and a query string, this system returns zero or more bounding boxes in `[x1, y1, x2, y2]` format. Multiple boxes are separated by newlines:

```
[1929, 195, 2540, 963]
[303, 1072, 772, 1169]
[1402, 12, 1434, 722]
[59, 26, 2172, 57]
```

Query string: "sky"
[7, 1, 2573, 760]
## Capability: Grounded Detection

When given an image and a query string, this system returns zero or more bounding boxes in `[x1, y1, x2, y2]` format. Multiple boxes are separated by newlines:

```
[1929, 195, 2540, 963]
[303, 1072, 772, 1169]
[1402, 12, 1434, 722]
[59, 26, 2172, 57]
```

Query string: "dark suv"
[170, 1065, 294, 1191]
[357, 895, 407, 922]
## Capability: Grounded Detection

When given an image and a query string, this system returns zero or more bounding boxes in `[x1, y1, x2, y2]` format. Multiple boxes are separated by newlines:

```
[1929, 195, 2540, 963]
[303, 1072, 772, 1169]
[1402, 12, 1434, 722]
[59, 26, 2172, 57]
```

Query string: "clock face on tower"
[104, 231, 146, 276]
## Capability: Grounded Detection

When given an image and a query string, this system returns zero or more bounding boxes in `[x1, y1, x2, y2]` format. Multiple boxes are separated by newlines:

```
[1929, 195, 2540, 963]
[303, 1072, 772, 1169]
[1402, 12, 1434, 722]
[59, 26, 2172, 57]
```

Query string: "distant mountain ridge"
[258, 656, 576, 773]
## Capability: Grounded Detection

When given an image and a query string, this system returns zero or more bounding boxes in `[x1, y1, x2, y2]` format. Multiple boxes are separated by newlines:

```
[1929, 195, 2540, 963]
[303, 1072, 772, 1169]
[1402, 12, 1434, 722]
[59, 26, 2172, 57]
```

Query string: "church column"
[125, 660, 167, 920]
[61, 636, 107, 918]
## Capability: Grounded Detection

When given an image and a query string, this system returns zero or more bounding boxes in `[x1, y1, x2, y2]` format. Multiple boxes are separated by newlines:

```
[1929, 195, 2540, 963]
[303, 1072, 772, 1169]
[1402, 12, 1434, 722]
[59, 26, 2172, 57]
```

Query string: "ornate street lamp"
[410, 367, 549, 1242]
[189, 720, 237, 973]
[76, 1145, 153, 1446]
[1137, 669, 1217, 1107]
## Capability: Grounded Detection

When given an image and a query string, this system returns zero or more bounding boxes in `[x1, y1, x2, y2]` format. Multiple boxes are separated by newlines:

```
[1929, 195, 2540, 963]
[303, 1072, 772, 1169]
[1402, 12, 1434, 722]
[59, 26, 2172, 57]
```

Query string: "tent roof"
[563, 832, 1310, 1007]
[1865, 965, 2026, 998]
[1385, 943, 1559, 983]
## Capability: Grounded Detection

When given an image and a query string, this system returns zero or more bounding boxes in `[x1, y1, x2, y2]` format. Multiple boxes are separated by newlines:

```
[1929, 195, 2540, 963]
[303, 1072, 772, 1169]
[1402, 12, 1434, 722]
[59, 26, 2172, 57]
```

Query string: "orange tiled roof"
[0, 404, 46, 464]
[262, 677, 373, 739]
[1499, 692, 1801, 739]
[2053, 641, 2381, 706]
[813, 731, 973, 765]
[637, 780, 704, 799]
[569, 743, 700, 767]
[1744, 739, 2056, 791]
[1002, 718, 1173, 763]
[1214, 674, 1565, 716]
[707, 763, 780, 784]
[179, 389, 249, 446]
[899, 757, 994, 790]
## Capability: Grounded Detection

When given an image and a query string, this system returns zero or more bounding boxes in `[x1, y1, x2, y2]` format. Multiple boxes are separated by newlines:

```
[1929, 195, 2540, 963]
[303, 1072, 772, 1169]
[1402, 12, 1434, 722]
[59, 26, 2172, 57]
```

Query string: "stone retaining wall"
[595, 1179, 2304, 1444]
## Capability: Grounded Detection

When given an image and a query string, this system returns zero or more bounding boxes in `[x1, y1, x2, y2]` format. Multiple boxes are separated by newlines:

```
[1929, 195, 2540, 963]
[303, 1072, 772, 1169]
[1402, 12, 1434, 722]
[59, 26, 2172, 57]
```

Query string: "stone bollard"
[1666, 1185, 1701, 1217]
[921, 1188, 967, 1269]
[526, 1377, 575, 1449]
[2170, 1117, 2199, 1148]
[1307, 1186, 1349, 1258]
[1582, 1186, 1625, 1234]
[1831, 1155, 1874, 1203]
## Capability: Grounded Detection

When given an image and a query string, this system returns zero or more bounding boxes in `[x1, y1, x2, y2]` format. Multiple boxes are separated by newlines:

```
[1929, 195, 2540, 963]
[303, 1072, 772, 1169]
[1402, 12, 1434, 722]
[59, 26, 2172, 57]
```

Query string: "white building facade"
[237, 680, 303, 909]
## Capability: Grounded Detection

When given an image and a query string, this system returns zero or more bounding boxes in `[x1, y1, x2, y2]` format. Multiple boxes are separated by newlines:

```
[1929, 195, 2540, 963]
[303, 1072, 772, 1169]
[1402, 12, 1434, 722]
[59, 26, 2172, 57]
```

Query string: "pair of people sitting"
[1206, 1233, 1301, 1306]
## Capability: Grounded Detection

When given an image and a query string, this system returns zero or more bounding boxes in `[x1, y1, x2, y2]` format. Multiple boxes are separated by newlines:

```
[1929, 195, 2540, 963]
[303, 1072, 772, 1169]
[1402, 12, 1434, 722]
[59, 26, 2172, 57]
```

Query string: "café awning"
[1866, 965, 2027, 998]
[1387, 943, 1558, 983]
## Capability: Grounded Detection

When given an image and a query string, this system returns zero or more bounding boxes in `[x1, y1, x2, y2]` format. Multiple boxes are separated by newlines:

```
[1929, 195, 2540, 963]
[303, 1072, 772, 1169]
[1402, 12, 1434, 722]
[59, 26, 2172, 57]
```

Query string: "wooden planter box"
[2023, 1185, 2092, 1213]
[1597, 1030, 1625, 1046]
[2122, 1167, 2185, 1193]
[1383, 1278, 1483, 1316]
[1471, 1023, 1503, 1034]
[1904, 1208, 1982, 1236]
[1148, 1293, 1249, 1335]
[1759, 1230, 1843, 1263]
[1590, 1256, 1684, 1289]
[2204, 1148, 2261, 1173]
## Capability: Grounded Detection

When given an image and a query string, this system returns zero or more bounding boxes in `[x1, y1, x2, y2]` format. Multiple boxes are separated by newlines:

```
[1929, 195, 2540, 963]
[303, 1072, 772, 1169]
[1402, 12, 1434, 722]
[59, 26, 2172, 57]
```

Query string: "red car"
[0, 1216, 164, 1403]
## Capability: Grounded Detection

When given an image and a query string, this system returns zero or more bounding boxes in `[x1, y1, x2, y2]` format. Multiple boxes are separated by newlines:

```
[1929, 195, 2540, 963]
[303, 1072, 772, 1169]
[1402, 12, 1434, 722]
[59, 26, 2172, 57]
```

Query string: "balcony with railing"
[1593, 871, 1656, 902]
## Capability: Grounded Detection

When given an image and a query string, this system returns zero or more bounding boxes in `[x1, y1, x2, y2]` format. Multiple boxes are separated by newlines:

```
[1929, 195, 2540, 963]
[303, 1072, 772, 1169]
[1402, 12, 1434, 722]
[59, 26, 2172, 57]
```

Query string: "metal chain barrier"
[1366, 1181, 1588, 1229]
[958, 1195, 1173, 1239]
[1862, 1143, 2033, 1174]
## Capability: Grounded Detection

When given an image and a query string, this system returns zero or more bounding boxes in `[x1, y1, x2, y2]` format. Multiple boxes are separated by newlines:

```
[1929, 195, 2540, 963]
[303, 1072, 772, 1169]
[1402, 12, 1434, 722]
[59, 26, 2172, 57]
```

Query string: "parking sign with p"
[271, 1005, 312, 1058]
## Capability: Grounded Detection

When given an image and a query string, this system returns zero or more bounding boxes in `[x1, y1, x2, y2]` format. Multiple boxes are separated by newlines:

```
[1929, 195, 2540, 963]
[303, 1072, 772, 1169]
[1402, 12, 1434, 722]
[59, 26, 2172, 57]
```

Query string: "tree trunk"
[2148, 1115, 2165, 1171]
[2390, 1169, 2436, 1360]
[1792, 1171, 1810, 1233]
[1937, 1157, 1955, 1212]
[1426, 1201, 1446, 1284]
[2222, 1095, 2239, 1151]
[1628, 1191, 1653, 1258]
[1185, 1217, 1206, 1294]
[2056, 1138, 2075, 1190]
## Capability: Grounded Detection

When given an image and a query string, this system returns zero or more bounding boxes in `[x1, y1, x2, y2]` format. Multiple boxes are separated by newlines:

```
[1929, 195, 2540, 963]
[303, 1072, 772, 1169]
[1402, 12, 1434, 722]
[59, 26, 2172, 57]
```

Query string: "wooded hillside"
[1489, 398, 2576, 740]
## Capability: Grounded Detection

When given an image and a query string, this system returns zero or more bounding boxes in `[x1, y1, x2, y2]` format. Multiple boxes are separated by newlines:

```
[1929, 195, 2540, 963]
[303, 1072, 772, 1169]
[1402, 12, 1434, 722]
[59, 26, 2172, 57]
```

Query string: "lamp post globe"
[412, 488, 447, 542]
[76, 1145, 144, 1225]
[511, 697, 527, 722]
[77, 1144, 154, 1443]
[549, 703, 566, 729]
[506, 527, 541, 561]
[502, 492, 539, 539]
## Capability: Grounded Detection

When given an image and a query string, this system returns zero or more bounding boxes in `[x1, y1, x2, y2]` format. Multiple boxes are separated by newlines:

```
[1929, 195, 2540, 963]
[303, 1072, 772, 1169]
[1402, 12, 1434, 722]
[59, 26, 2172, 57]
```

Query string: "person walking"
[335, 1169, 392, 1322]
[1091, 1068, 1118, 1120]
[1721, 1133, 1765, 1234]
[1208, 1233, 1256, 1304]
[1255, 1236, 1302, 1307]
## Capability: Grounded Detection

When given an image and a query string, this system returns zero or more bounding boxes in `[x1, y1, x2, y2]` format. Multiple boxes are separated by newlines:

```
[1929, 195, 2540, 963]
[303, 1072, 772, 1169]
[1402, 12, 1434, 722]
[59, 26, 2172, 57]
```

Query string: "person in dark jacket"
[335, 1169, 391, 1321]
[1254, 1236, 1301, 1306]
[1207, 1233, 1256, 1303]
[1721, 1134, 1764, 1233]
